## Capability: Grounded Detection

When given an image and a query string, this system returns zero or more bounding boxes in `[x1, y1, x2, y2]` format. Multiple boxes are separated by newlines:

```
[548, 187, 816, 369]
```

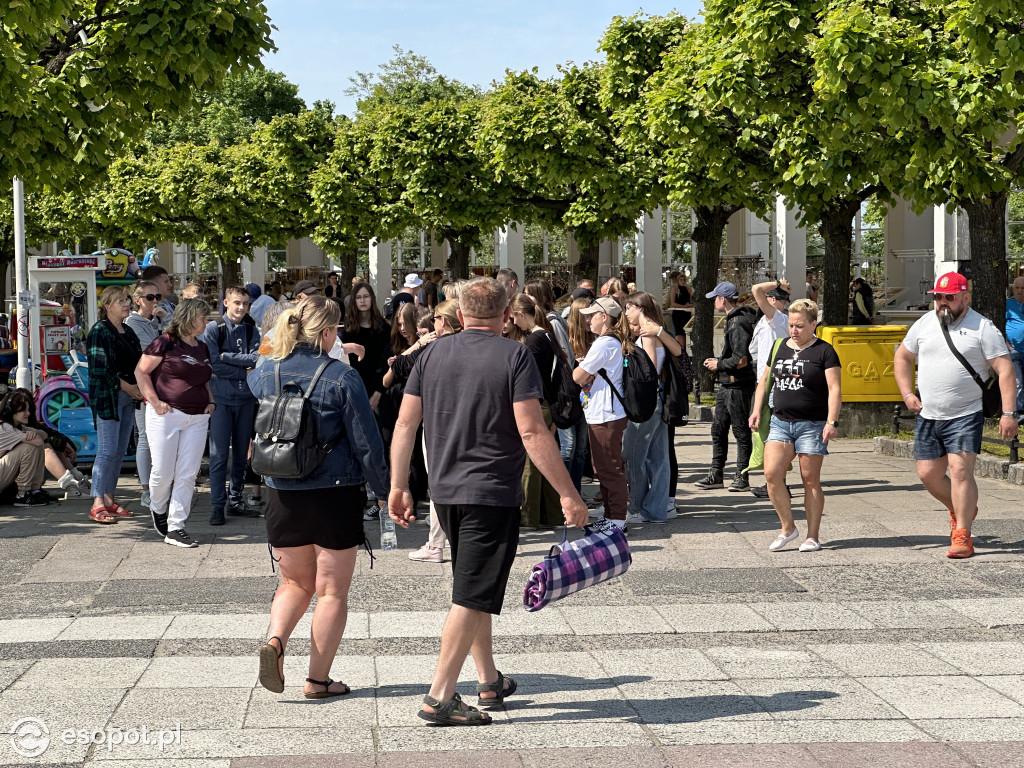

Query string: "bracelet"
[656, 326, 664, 337]
[902, 393, 912, 401]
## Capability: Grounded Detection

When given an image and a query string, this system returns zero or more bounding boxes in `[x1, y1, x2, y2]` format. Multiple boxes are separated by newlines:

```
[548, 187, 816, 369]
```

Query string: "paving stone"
[493, 606, 572, 636]
[734, 677, 903, 720]
[245, 685, 375, 728]
[943, 598, 1024, 628]
[916, 718, 1024, 742]
[12, 657, 149, 689]
[618, 680, 773, 724]
[559, 606, 673, 635]
[113, 687, 252, 731]
[374, 722, 654, 751]
[163, 614, 270, 640]
[504, 686, 636, 724]
[705, 646, 841, 679]
[136, 657, 258, 689]
[490, 652, 615, 690]
[860, 675, 1024, 719]
[807, 741, 973, 767]
[843, 600, 975, 629]
[661, 743, 822, 767]
[748, 603, 874, 632]
[782, 565, 999, 600]
[0, 582, 100, 620]
[655, 604, 776, 634]
[950, 741, 1024, 767]
[920, 641, 1024, 675]
[0, 660, 31, 692]
[593, 648, 726, 682]
[58, 614, 173, 640]
[649, 718, 932, 745]
[380, 752, 520, 768]
[0, 617, 73, 643]
[624, 568, 806, 596]
[807, 643, 960, 677]
[369, 610, 447, 638]
[88, 727, 375, 760]
[973, 675, 1024, 707]
[233, 757, 371, 768]
[0, 687, 126, 762]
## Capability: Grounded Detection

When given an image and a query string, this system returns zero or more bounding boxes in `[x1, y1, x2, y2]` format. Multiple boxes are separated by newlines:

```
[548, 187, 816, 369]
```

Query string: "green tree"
[345, 45, 480, 116]
[602, 13, 776, 391]
[0, 0, 273, 186]
[812, 0, 1024, 331]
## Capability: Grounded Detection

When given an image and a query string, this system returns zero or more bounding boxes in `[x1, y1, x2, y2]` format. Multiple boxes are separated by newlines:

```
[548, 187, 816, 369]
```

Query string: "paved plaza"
[1, 426, 1024, 766]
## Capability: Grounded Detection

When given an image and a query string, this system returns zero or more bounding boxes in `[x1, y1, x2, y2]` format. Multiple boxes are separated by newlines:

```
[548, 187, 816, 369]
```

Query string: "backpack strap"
[940, 322, 987, 391]
[597, 367, 627, 409]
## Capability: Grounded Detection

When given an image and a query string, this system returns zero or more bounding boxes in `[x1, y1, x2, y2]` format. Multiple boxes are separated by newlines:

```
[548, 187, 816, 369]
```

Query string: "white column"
[775, 196, 807, 299]
[13, 178, 31, 389]
[598, 240, 614, 282]
[497, 224, 525, 278]
[172, 243, 190, 275]
[369, 238, 392, 310]
[933, 204, 962, 277]
[635, 208, 663, 295]
[243, 246, 268, 286]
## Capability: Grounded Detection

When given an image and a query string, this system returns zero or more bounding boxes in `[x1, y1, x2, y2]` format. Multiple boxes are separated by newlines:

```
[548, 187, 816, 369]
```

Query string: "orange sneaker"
[948, 507, 979, 533]
[947, 529, 974, 559]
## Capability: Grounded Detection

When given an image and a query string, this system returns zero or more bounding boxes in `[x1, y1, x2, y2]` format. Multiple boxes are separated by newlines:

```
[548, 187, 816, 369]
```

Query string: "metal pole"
[12, 177, 32, 389]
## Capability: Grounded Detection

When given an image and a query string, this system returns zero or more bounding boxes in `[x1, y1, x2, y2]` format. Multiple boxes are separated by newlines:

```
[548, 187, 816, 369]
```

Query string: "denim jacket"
[247, 343, 390, 494]
[202, 317, 260, 404]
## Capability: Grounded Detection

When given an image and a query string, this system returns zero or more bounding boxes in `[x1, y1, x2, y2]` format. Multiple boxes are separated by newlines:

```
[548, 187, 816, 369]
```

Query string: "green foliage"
[345, 45, 480, 116]
[0, 0, 274, 186]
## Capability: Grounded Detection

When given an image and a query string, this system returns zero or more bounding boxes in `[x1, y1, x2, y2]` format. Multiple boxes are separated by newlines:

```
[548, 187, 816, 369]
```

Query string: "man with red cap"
[894, 272, 1019, 558]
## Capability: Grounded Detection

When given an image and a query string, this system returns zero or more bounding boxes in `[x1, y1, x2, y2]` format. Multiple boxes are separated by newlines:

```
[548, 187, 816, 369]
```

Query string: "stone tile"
[943, 598, 1024, 628]
[89, 727, 374, 760]
[23, 556, 126, 583]
[101, 762, 231, 768]
[808, 643, 959, 677]
[916, 719, 1024, 742]
[374, 654, 475, 689]
[625, 568, 805, 597]
[113, 687, 251, 731]
[655, 604, 776, 634]
[748, 603, 874, 631]
[163, 614, 270, 639]
[844, 600, 973, 629]
[807, 741, 973, 767]
[782, 565, 997, 600]
[491, 652, 615, 691]
[246, 685, 375, 728]
[705, 647, 841, 679]
[234, 757, 371, 768]
[661, 744, 822, 767]
[650, 718, 932, 745]
[58, 614, 173, 640]
[493, 606, 572, 636]
[559, 606, 673, 635]
[374, 721, 654, 751]
[518, 745, 670, 768]
[504, 686, 636, 724]
[280, 655, 377, 691]
[920, 641, 1024, 675]
[368, 610, 447, 638]
[861, 676, 1024, 719]
[0, 688, 125, 763]
[137, 657, 258, 689]
[593, 648, 727, 682]
[380, 752, 520, 768]
[0, 616, 73, 643]
[618, 680, 773, 724]
[12, 657, 149, 689]
[735, 677, 903, 720]
[0, 660, 31, 692]
[975, 675, 1024, 707]
[951, 742, 1024, 767]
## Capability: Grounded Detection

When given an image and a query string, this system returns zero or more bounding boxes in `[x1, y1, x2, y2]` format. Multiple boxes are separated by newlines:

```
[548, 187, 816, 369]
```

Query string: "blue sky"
[262, 1, 704, 118]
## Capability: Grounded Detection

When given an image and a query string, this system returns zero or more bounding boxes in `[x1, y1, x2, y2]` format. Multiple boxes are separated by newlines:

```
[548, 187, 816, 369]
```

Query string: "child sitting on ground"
[0, 390, 54, 507]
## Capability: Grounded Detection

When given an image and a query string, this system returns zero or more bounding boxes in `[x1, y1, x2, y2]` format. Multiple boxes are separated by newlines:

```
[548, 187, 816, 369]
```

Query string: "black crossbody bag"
[939, 323, 1002, 418]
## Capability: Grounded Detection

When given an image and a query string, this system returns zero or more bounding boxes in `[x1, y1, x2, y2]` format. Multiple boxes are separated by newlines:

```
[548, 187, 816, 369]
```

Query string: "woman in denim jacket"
[250, 296, 389, 700]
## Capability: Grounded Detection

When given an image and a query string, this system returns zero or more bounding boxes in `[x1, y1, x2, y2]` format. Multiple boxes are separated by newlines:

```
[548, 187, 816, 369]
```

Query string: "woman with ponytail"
[250, 296, 389, 701]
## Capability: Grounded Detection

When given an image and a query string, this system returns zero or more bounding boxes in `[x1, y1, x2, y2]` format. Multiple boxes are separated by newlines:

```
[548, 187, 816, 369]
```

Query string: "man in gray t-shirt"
[388, 277, 587, 727]
[894, 272, 1018, 560]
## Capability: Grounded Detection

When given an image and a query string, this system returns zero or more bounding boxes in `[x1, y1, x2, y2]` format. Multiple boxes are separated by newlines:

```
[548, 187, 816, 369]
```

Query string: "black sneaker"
[727, 475, 750, 492]
[751, 485, 770, 498]
[165, 529, 198, 548]
[151, 508, 169, 537]
[694, 473, 724, 490]
[363, 507, 380, 521]
[209, 509, 226, 526]
[227, 504, 258, 518]
[13, 490, 50, 507]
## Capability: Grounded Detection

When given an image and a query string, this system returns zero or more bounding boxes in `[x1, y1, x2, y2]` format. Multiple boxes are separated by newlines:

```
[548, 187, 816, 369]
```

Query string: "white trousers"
[146, 407, 210, 532]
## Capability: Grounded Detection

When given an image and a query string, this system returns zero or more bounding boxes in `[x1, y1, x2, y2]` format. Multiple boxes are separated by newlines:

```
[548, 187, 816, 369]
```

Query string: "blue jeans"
[93, 390, 136, 499]
[913, 411, 984, 460]
[558, 419, 589, 493]
[1011, 349, 1024, 414]
[767, 416, 830, 456]
[622, 392, 670, 521]
[208, 399, 256, 511]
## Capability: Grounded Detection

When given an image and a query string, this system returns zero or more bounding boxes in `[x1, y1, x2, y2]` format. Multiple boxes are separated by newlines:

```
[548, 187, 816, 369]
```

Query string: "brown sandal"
[304, 676, 351, 699]
[258, 636, 285, 693]
[89, 507, 117, 524]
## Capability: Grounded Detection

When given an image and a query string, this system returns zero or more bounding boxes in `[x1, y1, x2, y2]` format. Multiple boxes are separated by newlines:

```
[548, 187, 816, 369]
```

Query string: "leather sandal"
[89, 507, 117, 524]
[477, 670, 517, 706]
[418, 693, 492, 726]
[304, 676, 351, 699]
[258, 636, 285, 693]
[107, 504, 135, 518]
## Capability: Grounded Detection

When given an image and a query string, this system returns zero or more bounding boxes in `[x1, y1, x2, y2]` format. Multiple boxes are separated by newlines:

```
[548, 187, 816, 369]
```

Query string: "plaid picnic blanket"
[522, 518, 632, 612]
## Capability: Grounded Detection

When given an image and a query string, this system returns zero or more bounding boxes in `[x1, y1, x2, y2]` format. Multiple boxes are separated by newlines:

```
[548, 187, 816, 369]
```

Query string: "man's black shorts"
[434, 504, 520, 615]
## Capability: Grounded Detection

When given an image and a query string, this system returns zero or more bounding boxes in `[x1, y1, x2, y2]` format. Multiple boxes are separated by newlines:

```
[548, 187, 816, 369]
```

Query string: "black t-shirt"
[524, 328, 556, 401]
[672, 285, 693, 326]
[342, 323, 391, 395]
[406, 329, 543, 506]
[771, 339, 841, 422]
[112, 326, 142, 385]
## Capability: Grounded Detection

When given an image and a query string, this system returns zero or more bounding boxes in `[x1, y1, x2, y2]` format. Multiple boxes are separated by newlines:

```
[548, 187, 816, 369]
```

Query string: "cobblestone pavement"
[1, 428, 1023, 766]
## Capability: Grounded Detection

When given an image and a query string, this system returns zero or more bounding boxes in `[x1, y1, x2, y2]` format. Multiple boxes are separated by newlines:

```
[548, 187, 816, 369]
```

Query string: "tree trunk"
[574, 235, 600, 287]
[962, 196, 1009, 335]
[819, 203, 858, 327]
[446, 238, 471, 280]
[219, 256, 241, 292]
[338, 248, 359, 295]
[692, 204, 738, 394]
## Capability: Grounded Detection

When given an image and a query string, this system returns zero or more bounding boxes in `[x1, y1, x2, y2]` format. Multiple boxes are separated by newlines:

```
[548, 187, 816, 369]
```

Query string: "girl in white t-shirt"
[573, 296, 632, 529]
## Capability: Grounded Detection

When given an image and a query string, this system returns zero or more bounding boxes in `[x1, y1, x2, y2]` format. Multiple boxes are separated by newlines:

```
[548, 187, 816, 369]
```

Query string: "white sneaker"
[664, 508, 678, 521]
[408, 545, 444, 563]
[625, 512, 647, 526]
[769, 528, 800, 552]
[141, 490, 151, 508]
[609, 518, 626, 530]
[588, 505, 605, 519]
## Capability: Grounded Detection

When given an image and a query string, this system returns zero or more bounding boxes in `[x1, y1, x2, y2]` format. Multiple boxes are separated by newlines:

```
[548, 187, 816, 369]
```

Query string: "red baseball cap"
[927, 272, 969, 294]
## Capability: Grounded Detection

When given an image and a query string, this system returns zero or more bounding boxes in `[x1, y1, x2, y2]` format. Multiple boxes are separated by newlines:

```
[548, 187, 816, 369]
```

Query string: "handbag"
[522, 518, 632, 612]
[939, 323, 1002, 418]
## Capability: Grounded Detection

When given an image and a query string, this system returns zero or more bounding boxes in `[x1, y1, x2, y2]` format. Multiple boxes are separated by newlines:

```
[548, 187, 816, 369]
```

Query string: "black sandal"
[418, 693, 492, 726]
[258, 636, 285, 693]
[477, 670, 517, 706]
[304, 676, 351, 699]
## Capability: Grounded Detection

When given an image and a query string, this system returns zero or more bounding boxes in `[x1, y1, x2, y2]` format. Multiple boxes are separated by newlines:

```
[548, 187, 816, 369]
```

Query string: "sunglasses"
[139, 293, 162, 302]
[933, 293, 961, 301]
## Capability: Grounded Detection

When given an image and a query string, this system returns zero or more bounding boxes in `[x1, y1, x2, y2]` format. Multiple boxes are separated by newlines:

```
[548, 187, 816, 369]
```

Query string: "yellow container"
[816, 325, 909, 402]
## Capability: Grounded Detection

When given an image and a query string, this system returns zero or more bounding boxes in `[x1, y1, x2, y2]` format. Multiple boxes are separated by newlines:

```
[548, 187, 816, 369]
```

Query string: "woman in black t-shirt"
[341, 281, 391, 410]
[510, 293, 562, 528]
[749, 299, 841, 554]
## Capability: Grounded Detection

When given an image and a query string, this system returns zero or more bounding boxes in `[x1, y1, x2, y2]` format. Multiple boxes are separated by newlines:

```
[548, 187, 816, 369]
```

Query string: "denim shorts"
[767, 415, 829, 456]
[913, 411, 984, 460]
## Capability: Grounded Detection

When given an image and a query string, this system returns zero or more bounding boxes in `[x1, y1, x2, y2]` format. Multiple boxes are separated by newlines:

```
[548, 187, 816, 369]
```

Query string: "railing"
[892, 405, 1019, 464]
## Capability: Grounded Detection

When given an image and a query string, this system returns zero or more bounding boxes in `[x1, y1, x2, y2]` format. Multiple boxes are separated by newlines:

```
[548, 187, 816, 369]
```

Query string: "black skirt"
[264, 485, 366, 550]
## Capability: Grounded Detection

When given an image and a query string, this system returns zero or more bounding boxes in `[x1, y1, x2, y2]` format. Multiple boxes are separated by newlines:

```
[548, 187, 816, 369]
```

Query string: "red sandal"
[89, 507, 118, 524]
[108, 504, 135, 518]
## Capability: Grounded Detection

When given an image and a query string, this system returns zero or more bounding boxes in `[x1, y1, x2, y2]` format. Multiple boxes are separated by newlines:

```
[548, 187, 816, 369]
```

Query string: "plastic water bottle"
[379, 502, 397, 551]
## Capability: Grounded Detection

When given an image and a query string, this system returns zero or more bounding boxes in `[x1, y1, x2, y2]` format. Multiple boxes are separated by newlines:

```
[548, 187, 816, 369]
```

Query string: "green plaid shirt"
[86, 319, 141, 421]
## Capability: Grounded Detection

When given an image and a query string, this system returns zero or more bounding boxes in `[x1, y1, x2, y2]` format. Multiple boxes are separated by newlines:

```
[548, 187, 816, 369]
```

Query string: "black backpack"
[542, 333, 584, 429]
[598, 344, 659, 423]
[661, 349, 694, 426]
[251, 361, 344, 479]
